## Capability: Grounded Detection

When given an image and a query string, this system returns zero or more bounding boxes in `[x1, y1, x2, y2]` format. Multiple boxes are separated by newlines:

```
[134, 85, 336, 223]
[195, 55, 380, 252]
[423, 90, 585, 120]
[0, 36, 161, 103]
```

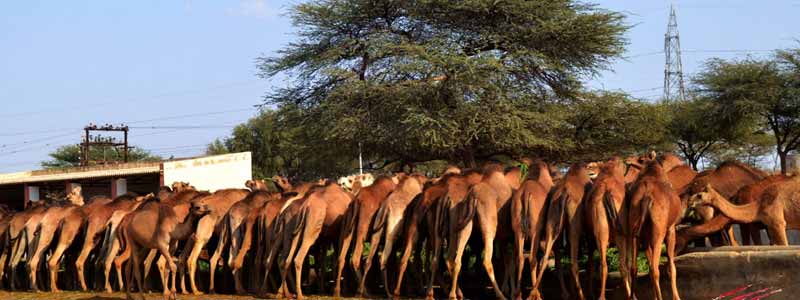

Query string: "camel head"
[688, 184, 716, 208]
[66, 186, 84, 206]
[191, 195, 214, 216]
[356, 173, 375, 187]
[442, 165, 462, 176]
[158, 186, 173, 201]
[171, 181, 194, 193]
[270, 175, 292, 192]
[137, 193, 156, 203]
[245, 179, 269, 191]
[586, 162, 601, 179]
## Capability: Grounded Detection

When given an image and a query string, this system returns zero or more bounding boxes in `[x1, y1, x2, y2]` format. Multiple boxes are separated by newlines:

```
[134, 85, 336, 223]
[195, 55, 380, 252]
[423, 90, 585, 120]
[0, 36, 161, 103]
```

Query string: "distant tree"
[41, 145, 160, 169]
[259, 0, 628, 167]
[694, 49, 800, 173]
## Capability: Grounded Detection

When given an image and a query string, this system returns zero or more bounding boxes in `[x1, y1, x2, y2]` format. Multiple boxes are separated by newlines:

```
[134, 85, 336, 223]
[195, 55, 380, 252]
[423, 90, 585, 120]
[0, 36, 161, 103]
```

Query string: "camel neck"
[709, 191, 759, 223]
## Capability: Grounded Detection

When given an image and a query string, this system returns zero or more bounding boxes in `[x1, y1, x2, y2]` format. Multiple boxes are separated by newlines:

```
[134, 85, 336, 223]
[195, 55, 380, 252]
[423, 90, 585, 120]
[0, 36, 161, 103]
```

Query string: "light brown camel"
[208, 180, 280, 294]
[536, 163, 592, 300]
[676, 175, 791, 250]
[681, 161, 768, 246]
[363, 174, 427, 298]
[19, 186, 88, 291]
[584, 157, 630, 300]
[333, 175, 398, 298]
[280, 181, 353, 300]
[184, 188, 250, 294]
[251, 190, 291, 293]
[510, 160, 553, 300]
[623, 161, 681, 300]
[689, 176, 800, 246]
[118, 198, 204, 300]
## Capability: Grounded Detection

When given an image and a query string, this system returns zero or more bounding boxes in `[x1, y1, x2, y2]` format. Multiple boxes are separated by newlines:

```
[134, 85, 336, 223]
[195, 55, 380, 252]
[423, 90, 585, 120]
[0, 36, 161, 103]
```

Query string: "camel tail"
[98, 221, 115, 264]
[553, 193, 568, 237]
[26, 224, 42, 263]
[436, 195, 450, 239]
[292, 206, 309, 237]
[372, 200, 389, 232]
[454, 189, 477, 231]
[116, 221, 127, 255]
[520, 190, 532, 237]
[341, 200, 359, 242]
[635, 193, 653, 239]
[602, 190, 621, 234]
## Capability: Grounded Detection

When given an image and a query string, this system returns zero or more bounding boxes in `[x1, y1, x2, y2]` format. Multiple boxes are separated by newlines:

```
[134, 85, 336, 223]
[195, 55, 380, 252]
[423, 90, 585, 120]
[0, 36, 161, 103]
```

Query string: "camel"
[70, 191, 149, 291]
[333, 175, 398, 297]
[430, 169, 483, 300]
[676, 175, 791, 250]
[2, 200, 49, 290]
[184, 188, 251, 294]
[279, 181, 353, 300]
[15, 186, 87, 291]
[359, 174, 427, 298]
[688, 176, 800, 246]
[510, 160, 553, 300]
[584, 157, 630, 300]
[536, 163, 592, 300]
[623, 161, 682, 300]
[208, 180, 280, 294]
[681, 161, 768, 246]
[259, 190, 307, 298]
[118, 197, 205, 300]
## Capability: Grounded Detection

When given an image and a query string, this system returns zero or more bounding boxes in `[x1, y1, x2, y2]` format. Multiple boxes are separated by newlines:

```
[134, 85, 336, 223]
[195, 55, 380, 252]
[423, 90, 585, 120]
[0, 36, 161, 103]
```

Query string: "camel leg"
[767, 219, 788, 246]
[9, 232, 28, 291]
[208, 227, 226, 294]
[28, 226, 56, 292]
[124, 248, 133, 300]
[334, 221, 354, 298]
[595, 232, 609, 300]
[380, 222, 400, 298]
[629, 235, 639, 300]
[349, 225, 368, 296]
[260, 236, 280, 295]
[476, 213, 506, 300]
[646, 226, 667, 300]
[75, 228, 97, 291]
[177, 237, 194, 294]
[187, 216, 215, 295]
[357, 228, 383, 297]
[156, 256, 168, 293]
[527, 227, 543, 300]
[141, 249, 157, 292]
[102, 237, 121, 292]
[554, 243, 571, 300]
[279, 231, 301, 299]
[666, 226, 680, 300]
[293, 227, 322, 300]
[233, 220, 256, 294]
[157, 243, 177, 299]
[393, 225, 418, 298]
[0, 247, 7, 289]
[726, 225, 739, 246]
[114, 243, 130, 292]
[425, 229, 442, 300]
[48, 241, 71, 292]
[447, 222, 472, 300]
[131, 246, 146, 300]
[568, 220, 585, 300]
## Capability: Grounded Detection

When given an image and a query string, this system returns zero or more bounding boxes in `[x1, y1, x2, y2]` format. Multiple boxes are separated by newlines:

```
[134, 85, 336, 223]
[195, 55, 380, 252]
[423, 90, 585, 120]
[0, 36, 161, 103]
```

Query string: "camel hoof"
[192, 291, 204, 296]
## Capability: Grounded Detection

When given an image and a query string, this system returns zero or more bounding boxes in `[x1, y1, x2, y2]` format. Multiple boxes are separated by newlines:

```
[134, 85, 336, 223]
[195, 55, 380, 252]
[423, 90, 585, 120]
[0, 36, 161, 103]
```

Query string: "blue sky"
[1, 0, 798, 173]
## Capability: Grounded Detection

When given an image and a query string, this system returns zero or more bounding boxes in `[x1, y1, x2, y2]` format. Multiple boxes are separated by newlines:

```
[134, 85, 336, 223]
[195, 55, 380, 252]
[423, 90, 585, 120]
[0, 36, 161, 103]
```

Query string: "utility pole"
[663, 5, 686, 102]
[79, 123, 130, 166]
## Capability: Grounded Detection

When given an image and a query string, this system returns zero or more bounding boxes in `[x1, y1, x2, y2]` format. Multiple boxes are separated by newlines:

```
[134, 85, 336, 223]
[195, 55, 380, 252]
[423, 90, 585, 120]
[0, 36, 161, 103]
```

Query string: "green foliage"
[693, 48, 800, 173]
[259, 0, 629, 167]
[41, 145, 160, 169]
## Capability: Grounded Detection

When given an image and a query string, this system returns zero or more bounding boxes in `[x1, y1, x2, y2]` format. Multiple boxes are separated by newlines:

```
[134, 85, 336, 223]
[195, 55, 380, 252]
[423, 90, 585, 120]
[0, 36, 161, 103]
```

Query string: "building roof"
[0, 161, 161, 185]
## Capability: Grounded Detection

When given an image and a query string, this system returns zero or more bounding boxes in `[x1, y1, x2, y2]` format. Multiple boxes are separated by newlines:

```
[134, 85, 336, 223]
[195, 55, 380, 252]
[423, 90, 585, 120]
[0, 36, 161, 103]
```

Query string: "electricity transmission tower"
[663, 5, 686, 102]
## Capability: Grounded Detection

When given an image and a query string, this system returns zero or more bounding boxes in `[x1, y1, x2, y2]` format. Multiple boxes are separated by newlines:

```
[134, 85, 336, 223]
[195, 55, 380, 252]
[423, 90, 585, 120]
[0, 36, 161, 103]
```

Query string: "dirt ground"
[0, 291, 287, 300]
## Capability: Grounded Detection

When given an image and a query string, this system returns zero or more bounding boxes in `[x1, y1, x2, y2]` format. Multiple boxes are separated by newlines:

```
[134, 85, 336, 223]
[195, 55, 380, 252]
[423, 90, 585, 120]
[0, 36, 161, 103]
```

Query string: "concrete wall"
[162, 152, 252, 192]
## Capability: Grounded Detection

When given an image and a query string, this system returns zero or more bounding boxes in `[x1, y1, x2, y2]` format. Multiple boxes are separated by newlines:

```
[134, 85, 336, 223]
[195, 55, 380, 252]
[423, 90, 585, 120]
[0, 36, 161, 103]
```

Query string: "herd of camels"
[0, 151, 797, 300]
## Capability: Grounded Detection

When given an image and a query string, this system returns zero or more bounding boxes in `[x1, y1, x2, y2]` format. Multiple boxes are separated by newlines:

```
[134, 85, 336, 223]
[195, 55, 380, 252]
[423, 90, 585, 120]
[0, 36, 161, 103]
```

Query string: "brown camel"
[184, 188, 251, 294]
[623, 161, 682, 300]
[70, 191, 150, 291]
[360, 174, 427, 298]
[536, 163, 592, 300]
[259, 190, 307, 298]
[510, 160, 553, 300]
[333, 175, 398, 297]
[676, 175, 791, 250]
[103, 187, 209, 293]
[208, 180, 280, 294]
[2, 200, 49, 290]
[584, 157, 630, 300]
[681, 161, 768, 246]
[689, 176, 800, 246]
[119, 197, 204, 300]
[430, 170, 484, 300]
[280, 181, 353, 300]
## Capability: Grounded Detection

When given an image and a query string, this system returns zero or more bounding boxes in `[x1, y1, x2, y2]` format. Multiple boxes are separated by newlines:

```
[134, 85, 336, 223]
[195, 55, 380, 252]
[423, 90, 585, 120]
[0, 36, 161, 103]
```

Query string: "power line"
[129, 125, 239, 130]
[124, 107, 254, 124]
[624, 48, 779, 60]
[0, 131, 80, 151]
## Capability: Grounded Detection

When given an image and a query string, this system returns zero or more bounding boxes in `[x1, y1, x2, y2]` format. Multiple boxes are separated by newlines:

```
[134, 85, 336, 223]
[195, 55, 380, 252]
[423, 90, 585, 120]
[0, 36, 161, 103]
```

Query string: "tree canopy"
[41, 145, 160, 169]
[259, 0, 628, 167]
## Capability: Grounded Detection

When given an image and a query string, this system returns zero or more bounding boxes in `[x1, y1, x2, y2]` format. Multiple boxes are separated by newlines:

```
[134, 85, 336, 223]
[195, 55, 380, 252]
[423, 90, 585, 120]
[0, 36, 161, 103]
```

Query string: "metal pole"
[358, 142, 363, 175]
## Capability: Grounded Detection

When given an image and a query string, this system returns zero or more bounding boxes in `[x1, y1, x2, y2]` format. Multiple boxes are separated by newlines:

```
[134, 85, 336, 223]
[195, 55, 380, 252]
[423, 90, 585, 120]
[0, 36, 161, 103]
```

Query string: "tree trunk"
[462, 148, 477, 169]
[688, 156, 700, 171]
[778, 149, 788, 175]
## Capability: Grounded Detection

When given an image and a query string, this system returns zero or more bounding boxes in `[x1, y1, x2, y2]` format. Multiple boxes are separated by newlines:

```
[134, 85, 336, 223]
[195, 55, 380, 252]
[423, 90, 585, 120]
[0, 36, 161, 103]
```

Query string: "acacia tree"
[259, 0, 627, 167]
[694, 49, 800, 173]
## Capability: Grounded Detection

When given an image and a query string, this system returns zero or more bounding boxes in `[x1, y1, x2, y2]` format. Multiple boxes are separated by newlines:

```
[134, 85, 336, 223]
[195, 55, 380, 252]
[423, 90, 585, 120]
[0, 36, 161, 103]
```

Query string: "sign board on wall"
[162, 152, 252, 192]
